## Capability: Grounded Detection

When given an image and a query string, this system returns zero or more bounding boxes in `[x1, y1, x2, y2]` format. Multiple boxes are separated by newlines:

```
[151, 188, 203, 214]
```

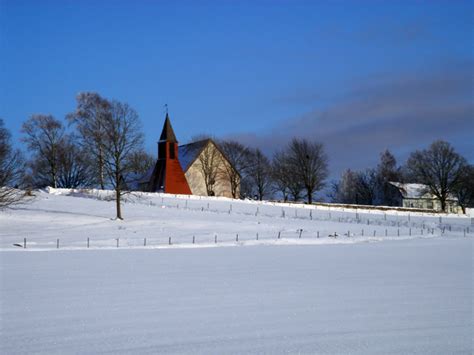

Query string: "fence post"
[299, 229, 302, 239]
[87, 237, 90, 248]
[116, 238, 119, 248]
[256, 233, 259, 241]
[193, 235, 195, 244]
[373, 230, 376, 237]
[317, 231, 319, 238]
[144, 238, 147, 246]
[421, 229, 423, 235]
[215, 235, 217, 243]
[255, 207, 259, 216]
[398, 229, 400, 236]
[385, 229, 387, 236]
[409, 228, 412, 236]
[24, 238, 26, 249]
[236, 234, 239, 242]
[169, 237, 171, 245]
[278, 231, 281, 239]
[310, 210, 312, 220]
[57, 239, 59, 249]
[362, 229, 364, 236]
[348, 230, 350, 237]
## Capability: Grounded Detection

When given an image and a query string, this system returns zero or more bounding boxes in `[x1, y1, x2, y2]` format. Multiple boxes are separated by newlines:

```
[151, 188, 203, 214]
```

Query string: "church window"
[169, 142, 175, 159]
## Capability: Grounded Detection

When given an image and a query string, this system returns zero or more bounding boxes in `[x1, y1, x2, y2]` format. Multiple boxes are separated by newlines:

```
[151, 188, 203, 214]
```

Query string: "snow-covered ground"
[0, 189, 472, 353]
[0, 188, 471, 250]
[1, 239, 472, 354]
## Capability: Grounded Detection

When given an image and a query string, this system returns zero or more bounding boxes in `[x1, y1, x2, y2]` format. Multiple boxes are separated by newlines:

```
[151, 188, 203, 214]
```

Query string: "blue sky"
[1, 0, 472, 178]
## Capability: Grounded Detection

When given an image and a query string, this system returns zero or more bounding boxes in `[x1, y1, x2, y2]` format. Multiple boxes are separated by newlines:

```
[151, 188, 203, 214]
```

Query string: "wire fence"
[13, 225, 471, 250]
[7, 192, 472, 250]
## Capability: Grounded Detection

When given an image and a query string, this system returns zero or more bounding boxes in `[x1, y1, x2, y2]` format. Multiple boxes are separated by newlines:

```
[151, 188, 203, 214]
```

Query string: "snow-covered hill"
[0, 188, 470, 250]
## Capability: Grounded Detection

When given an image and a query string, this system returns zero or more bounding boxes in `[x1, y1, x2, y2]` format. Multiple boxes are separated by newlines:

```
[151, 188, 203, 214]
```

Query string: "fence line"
[14, 226, 471, 250]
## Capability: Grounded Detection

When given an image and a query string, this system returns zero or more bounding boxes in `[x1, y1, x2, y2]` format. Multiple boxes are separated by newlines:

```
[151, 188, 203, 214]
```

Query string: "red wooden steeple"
[148, 113, 192, 194]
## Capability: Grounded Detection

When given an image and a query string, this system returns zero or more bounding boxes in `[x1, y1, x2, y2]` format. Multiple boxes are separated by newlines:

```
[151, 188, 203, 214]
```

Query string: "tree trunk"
[116, 188, 122, 220]
[307, 187, 313, 204]
[98, 146, 105, 190]
[441, 199, 446, 212]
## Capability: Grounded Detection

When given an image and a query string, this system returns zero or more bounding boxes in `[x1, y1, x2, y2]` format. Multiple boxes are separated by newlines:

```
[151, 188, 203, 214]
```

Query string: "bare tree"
[56, 135, 96, 188]
[67, 92, 111, 189]
[287, 138, 328, 204]
[102, 101, 144, 220]
[455, 165, 474, 214]
[125, 149, 155, 175]
[375, 149, 402, 205]
[247, 148, 272, 201]
[357, 168, 378, 205]
[197, 140, 222, 196]
[271, 150, 303, 202]
[332, 168, 377, 205]
[189, 133, 215, 143]
[22, 115, 65, 188]
[331, 169, 360, 204]
[406, 140, 467, 212]
[0, 119, 26, 208]
[219, 140, 251, 198]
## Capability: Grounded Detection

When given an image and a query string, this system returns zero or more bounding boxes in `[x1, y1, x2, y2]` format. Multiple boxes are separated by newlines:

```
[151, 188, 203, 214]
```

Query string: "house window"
[169, 143, 175, 159]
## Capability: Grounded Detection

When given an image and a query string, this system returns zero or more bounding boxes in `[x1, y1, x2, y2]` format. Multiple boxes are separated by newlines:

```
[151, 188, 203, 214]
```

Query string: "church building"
[139, 114, 238, 198]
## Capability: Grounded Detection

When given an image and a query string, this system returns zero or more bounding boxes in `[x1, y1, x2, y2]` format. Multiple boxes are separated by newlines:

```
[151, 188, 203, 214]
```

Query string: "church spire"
[159, 112, 178, 143]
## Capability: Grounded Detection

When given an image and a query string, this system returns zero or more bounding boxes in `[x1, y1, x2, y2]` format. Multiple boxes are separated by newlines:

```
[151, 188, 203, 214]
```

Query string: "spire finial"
[164, 104, 168, 116]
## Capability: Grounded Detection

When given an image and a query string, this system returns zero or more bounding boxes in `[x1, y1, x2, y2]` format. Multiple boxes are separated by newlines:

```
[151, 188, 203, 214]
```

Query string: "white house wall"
[184, 141, 237, 198]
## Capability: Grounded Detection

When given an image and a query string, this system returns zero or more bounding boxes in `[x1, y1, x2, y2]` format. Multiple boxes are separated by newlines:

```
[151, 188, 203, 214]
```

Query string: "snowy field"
[1, 239, 472, 354]
[0, 189, 473, 354]
[0, 188, 471, 250]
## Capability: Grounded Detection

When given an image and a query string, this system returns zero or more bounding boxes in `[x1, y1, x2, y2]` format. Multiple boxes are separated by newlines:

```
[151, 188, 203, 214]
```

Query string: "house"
[179, 139, 238, 198]
[138, 114, 239, 198]
[388, 182, 461, 213]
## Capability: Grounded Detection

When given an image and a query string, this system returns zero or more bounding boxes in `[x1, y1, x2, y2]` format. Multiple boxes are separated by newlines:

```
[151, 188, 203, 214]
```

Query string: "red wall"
[164, 143, 192, 195]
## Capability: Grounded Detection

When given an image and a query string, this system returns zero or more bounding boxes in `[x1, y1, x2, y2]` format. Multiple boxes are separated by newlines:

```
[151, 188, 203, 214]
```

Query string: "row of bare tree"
[195, 138, 329, 204]
[0, 93, 149, 218]
[332, 142, 474, 213]
[1, 91, 472, 215]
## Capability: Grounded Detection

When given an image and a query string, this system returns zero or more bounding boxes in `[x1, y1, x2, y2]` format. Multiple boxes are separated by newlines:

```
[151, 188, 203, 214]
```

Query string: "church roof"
[159, 113, 178, 143]
[178, 139, 210, 171]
